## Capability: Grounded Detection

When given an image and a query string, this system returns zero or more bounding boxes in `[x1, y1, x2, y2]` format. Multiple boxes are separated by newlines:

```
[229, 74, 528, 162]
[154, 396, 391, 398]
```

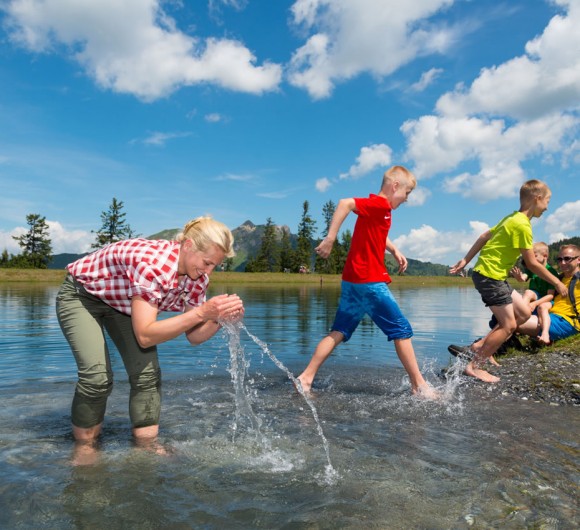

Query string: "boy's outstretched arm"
[316, 198, 355, 258]
[449, 230, 492, 275]
[386, 237, 408, 274]
[520, 248, 567, 297]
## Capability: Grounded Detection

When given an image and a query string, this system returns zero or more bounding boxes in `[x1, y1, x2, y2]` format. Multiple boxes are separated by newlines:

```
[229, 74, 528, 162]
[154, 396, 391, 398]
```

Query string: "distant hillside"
[50, 221, 576, 275]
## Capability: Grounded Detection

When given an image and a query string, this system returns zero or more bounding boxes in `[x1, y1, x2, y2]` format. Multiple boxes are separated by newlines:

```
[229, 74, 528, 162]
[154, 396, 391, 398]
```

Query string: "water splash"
[220, 319, 338, 483]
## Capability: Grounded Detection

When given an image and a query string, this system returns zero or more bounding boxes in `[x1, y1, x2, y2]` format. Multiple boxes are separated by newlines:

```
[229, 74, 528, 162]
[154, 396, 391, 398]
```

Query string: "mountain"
[48, 220, 489, 274]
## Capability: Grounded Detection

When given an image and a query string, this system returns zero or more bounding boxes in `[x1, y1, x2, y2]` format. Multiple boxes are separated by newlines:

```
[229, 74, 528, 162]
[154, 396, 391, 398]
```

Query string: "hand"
[315, 237, 334, 259]
[449, 259, 466, 275]
[391, 249, 408, 274]
[555, 281, 568, 298]
[198, 294, 244, 322]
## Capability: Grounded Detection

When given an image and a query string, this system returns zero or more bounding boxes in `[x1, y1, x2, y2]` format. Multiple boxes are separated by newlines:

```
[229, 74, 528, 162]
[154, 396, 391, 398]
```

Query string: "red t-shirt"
[342, 194, 392, 284]
[67, 239, 208, 315]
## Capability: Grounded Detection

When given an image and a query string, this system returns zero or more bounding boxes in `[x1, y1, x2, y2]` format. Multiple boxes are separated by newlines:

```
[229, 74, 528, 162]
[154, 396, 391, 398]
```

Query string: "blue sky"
[0, 0, 578, 265]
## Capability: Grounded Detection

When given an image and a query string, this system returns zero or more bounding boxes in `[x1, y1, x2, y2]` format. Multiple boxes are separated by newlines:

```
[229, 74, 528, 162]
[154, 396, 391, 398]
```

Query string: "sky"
[0, 0, 579, 266]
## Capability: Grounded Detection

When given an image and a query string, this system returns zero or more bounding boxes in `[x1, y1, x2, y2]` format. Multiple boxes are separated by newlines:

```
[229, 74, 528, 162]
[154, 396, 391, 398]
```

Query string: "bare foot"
[489, 355, 501, 367]
[538, 332, 551, 345]
[412, 383, 440, 401]
[134, 437, 171, 456]
[295, 374, 313, 394]
[464, 362, 500, 383]
[71, 440, 99, 466]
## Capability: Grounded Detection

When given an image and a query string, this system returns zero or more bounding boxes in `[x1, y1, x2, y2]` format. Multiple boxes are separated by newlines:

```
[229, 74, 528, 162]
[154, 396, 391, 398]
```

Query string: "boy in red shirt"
[296, 165, 437, 399]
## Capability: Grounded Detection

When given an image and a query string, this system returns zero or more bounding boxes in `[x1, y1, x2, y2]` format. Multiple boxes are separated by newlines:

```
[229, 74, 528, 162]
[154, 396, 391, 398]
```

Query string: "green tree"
[92, 197, 137, 249]
[251, 217, 280, 272]
[315, 200, 339, 274]
[278, 227, 294, 272]
[295, 200, 317, 272]
[336, 229, 352, 273]
[12, 214, 53, 268]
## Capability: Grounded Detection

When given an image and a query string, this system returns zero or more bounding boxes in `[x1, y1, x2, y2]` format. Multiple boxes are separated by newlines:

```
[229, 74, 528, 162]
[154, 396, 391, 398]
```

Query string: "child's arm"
[520, 248, 567, 297]
[530, 290, 554, 312]
[449, 230, 492, 275]
[316, 198, 355, 258]
[386, 237, 408, 274]
[510, 266, 529, 282]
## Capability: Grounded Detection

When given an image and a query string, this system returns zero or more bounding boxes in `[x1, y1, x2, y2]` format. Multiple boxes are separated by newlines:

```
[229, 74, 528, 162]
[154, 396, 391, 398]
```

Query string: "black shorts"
[472, 270, 513, 307]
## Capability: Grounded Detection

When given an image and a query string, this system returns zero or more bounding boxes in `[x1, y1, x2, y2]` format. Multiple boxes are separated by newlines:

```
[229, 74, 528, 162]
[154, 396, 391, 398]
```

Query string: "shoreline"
[0, 268, 511, 287]
[3, 268, 577, 405]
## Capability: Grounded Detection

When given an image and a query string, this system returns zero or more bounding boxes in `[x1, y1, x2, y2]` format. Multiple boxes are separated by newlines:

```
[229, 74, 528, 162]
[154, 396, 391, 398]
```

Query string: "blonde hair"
[176, 216, 235, 258]
[381, 165, 416, 190]
[532, 241, 549, 256]
[520, 179, 550, 205]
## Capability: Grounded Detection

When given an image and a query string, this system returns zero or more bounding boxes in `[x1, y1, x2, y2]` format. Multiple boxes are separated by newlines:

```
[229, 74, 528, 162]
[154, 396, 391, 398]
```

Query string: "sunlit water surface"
[0, 282, 577, 529]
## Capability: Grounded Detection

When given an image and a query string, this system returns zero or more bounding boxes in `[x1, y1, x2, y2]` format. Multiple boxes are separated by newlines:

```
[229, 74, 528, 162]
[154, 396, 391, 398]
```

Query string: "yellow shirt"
[474, 211, 533, 280]
[550, 275, 580, 330]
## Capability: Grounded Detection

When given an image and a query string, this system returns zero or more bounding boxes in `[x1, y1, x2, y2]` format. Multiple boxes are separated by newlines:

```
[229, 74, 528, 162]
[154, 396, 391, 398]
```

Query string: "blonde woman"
[56, 217, 244, 461]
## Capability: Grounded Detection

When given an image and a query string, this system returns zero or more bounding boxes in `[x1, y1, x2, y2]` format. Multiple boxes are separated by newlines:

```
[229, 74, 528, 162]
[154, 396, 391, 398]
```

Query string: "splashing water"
[220, 319, 337, 482]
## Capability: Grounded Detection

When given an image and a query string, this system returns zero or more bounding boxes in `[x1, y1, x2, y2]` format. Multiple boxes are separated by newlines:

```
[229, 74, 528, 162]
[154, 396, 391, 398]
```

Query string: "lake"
[0, 282, 578, 529]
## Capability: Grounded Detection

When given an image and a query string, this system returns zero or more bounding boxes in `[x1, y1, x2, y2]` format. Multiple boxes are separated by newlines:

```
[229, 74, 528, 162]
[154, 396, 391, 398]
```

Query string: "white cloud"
[401, 1, 580, 201]
[216, 172, 255, 182]
[316, 177, 331, 192]
[0, 221, 91, 254]
[205, 113, 225, 123]
[47, 221, 93, 253]
[409, 68, 443, 92]
[393, 220, 489, 265]
[406, 186, 431, 207]
[0, 227, 25, 254]
[142, 131, 191, 146]
[4, 0, 282, 100]
[436, 0, 580, 120]
[544, 200, 580, 242]
[339, 143, 392, 180]
[288, 0, 457, 99]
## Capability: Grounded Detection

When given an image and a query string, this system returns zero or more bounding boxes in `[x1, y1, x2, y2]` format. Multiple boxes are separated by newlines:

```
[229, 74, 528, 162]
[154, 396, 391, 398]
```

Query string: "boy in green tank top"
[510, 241, 558, 344]
[449, 180, 567, 383]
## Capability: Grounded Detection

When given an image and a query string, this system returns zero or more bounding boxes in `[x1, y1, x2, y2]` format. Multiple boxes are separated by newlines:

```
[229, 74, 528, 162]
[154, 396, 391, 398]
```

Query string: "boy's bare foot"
[464, 362, 500, 383]
[538, 333, 551, 345]
[295, 374, 312, 394]
[412, 383, 440, 401]
[489, 355, 501, 367]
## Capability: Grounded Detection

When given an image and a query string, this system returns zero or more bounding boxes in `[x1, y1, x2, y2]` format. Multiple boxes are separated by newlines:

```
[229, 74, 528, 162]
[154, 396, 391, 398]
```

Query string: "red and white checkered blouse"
[67, 239, 208, 315]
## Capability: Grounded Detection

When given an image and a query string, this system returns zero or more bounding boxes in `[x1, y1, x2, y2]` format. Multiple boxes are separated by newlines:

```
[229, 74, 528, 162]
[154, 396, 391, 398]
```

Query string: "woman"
[56, 216, 244, 458]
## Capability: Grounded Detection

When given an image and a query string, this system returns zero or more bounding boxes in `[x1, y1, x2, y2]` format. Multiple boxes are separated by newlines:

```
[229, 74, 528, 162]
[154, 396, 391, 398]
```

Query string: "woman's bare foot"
[71, 440, 99, 466]
[464, 362, 500, 383]
[412, 383, 440, 401]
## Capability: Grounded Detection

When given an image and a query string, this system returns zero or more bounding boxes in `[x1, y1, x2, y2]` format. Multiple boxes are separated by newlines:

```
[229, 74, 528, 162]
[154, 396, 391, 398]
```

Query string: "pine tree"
[92, 198, 137, 249]
[252, 218, 280, 272]
[316, 200, 338, 274]
[295, 200, 317, 272]
[12, 214, 53, 268]
[278, 227, 294, 273]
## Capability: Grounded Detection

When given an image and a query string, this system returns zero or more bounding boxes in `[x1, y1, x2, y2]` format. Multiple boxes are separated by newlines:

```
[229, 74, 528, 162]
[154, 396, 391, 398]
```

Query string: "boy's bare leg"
[537, 303, 552, 344]
[465, 304, 517, 383]
[394, 338, 438, 399]
[297, 331, 344, 392]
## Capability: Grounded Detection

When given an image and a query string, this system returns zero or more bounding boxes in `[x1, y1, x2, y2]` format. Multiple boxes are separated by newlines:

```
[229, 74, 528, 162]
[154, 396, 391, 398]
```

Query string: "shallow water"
[0, 283, 578, 529]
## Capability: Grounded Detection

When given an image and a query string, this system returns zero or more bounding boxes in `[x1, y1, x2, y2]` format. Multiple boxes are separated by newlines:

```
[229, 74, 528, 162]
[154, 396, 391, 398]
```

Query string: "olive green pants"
[56, 275, 161, 429]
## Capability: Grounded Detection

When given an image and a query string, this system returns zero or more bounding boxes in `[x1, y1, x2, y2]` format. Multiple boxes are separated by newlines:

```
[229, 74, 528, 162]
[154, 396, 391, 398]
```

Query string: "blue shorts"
[331, 281, 413, 342]
[548, 314, 578, 341]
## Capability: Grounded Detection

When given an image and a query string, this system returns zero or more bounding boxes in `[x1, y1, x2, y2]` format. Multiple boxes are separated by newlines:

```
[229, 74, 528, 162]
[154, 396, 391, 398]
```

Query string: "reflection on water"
[0, 283, 577, 529]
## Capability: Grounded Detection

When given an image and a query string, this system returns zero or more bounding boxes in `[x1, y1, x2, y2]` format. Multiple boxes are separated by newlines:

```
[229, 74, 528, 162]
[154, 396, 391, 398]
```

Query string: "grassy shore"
[0, 268, 488, 287]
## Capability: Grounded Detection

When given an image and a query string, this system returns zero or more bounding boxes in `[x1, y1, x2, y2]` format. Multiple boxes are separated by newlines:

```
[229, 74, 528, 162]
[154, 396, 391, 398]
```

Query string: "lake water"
[0, 282, 578, 529]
